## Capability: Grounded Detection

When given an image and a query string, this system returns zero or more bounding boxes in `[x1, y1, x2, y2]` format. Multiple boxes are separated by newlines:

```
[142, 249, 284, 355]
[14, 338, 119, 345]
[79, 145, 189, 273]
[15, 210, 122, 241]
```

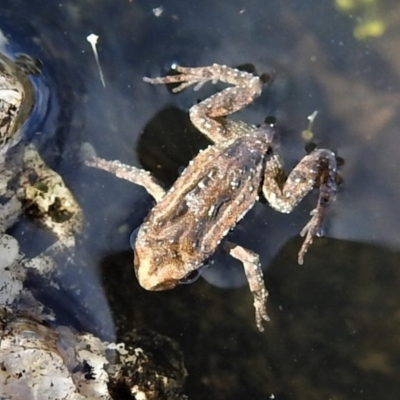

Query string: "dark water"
[3, 0, 400, 399]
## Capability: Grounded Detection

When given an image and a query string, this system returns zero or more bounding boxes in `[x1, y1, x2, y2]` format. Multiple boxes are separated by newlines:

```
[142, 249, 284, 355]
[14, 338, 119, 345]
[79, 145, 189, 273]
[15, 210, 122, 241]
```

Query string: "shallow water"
[3, 0, 400, 399]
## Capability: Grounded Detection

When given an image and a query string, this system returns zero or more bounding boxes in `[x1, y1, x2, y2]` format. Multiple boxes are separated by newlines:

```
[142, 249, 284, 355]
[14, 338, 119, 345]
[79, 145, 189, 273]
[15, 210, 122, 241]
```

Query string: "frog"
[85, 64, 338, 331]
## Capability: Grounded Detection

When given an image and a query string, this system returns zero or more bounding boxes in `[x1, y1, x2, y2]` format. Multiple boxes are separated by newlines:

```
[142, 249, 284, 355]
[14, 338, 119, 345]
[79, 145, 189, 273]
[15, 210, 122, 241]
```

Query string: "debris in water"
[152, 6, 164, 17]
[302, 110, 319, 141]
[86, 33, 106, 88]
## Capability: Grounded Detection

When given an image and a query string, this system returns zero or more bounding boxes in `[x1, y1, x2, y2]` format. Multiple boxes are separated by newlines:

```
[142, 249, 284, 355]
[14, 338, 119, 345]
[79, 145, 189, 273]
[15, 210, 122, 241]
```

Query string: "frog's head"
[134, 250, 180, 291]
[131, 227, 200, 291]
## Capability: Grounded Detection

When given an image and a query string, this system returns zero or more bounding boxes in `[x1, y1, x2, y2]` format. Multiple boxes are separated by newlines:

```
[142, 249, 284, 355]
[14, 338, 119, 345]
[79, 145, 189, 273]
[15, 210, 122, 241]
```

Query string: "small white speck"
[208, 205, 215, 217]
[307, 110, 319, 123]
[152, 6, 164, 17]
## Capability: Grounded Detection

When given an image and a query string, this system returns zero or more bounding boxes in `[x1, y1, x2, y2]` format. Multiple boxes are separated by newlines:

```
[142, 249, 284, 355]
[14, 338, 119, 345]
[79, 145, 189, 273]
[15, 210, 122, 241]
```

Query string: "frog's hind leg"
[262, 148, 338, 264]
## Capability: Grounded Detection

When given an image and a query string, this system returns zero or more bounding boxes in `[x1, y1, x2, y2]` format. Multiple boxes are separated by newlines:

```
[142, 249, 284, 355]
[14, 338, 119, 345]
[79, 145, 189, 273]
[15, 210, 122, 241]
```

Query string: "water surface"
[3, 1, 400, 399]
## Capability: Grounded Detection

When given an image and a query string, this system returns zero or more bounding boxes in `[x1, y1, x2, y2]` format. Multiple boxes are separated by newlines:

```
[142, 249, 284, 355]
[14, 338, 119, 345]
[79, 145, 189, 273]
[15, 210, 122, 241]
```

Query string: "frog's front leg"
[223, 241, 269, 332]
[262, 149, 337, 264]
[144, 64, 262, 143]
[82, 144, 166, 202]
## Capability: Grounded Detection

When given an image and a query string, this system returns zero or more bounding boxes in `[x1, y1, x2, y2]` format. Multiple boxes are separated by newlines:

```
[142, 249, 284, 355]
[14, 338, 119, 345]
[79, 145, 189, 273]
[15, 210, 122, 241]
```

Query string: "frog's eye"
[130, 227, 140, 250]
[179, 268, 202, 285]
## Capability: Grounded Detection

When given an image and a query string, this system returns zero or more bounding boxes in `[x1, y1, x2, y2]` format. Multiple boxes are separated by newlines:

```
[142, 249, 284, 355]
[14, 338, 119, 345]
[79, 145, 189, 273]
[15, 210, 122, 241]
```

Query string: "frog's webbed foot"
[144, 64, 217, 93]
[298, 173, 337, 264]
[298, 208, 324, 265]
[144, 64, 259, 93]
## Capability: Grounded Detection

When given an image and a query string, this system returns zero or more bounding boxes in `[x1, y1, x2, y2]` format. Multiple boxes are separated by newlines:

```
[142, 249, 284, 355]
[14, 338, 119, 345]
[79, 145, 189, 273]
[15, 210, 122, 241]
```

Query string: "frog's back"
[134, 128, 273, 290]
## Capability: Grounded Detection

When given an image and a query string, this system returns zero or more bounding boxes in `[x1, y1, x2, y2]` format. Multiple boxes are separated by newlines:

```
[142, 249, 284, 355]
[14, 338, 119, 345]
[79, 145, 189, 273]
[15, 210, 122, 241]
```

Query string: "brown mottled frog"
[85, 64, 337, 331]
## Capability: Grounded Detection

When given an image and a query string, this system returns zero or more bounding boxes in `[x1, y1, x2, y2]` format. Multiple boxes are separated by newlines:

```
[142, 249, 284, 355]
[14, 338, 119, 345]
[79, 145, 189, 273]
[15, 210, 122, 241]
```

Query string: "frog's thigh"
[222, 241, 269, 332]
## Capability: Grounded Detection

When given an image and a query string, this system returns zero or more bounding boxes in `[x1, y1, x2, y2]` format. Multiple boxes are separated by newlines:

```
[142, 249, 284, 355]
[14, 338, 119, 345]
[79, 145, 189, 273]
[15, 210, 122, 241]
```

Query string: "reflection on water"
[2, 0, 400, 399]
